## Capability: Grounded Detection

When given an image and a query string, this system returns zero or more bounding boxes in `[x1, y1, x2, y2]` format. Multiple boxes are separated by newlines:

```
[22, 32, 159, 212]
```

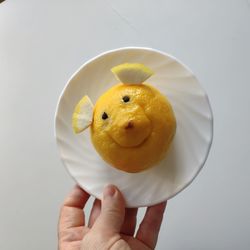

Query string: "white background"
[1, 0, 250, 249]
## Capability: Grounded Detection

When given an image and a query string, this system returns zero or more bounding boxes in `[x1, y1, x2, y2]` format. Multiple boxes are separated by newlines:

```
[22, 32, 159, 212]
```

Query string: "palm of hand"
[58, 186, 166, 250]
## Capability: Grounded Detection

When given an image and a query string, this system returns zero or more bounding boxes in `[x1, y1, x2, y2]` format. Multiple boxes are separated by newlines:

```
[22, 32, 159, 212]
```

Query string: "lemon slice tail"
[111, 63, 154, 84]
[72, 95, 94, 133]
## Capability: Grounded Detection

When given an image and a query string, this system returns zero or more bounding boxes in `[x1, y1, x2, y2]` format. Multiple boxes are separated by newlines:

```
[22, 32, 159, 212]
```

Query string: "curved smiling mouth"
[109, 132, 152, 148]
[107, 118, 152, 148]
[106, 107, 153, 148]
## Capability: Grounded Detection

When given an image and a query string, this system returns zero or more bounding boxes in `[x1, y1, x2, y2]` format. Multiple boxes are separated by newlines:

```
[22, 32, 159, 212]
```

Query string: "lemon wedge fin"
[72, 95, 94, 134]
[111, 63, 154, 84]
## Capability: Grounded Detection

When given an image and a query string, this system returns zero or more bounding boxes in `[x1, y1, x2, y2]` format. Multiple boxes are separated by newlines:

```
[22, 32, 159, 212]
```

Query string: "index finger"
[59, 185, 90, 231]
[136, 201, 167, 249]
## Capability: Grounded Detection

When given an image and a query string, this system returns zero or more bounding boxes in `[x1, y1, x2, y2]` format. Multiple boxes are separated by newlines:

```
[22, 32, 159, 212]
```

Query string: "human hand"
[58, 185, 167, 250]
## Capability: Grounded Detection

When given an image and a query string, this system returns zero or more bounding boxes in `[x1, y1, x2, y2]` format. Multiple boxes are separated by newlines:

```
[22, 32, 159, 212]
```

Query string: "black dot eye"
[122, 96, 130, 103]
[102, 112, 108, 120]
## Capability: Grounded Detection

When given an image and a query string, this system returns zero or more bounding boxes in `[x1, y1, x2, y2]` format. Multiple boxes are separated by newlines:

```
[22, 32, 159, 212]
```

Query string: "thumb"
[93, 185, 125, 234]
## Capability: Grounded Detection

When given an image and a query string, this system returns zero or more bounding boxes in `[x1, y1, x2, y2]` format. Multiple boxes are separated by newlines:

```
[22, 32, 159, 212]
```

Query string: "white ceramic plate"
[55, 47, 213, 207]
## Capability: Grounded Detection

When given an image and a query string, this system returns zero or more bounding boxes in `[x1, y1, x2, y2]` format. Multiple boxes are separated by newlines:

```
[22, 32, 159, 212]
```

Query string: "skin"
[58, 185, 167, 250]
[91, 83, 176, 173]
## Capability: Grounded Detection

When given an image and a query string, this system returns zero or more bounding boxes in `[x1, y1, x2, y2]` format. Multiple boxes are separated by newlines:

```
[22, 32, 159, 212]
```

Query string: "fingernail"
[103, 184, 116, 198]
